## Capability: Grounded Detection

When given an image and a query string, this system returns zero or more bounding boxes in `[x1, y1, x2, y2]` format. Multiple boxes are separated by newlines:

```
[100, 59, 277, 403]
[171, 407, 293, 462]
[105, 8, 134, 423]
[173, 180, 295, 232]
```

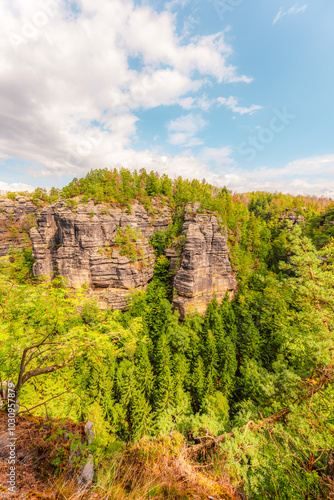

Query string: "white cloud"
[167, 113, 207, 146]
[0, 181, 35, 193]
[218, 96, 262, 115]
[0, 0, 252, 180]
[218, 155, 334, 198]
[141, 153, 334, 199]
[199, 147, 233, 166]
[273, 4, 308, 24]
[178, 94, 214, 111]
[3, 151, 334, 200]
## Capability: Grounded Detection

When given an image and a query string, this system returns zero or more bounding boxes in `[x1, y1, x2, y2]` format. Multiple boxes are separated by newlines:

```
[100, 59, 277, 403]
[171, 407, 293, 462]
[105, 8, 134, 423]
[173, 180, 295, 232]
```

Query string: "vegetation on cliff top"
[1, 168, 334, 499]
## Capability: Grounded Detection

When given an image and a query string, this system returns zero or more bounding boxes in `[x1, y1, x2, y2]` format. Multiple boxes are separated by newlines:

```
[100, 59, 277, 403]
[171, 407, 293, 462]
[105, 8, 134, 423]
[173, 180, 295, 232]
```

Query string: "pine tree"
[202, 330, 219, 403]
[134, 341, 154, 401]
[238, 313, 262, 362]
[153, 335, 175, 415]
[115, 360, 137, 439]
[131, 387, 153, 441]
[219, 292, 238, 341]
[218, 337, 237, 395]
[191, 356, 206, 412]
[203, 297, 224, 341]
[172, 353, 188, 408]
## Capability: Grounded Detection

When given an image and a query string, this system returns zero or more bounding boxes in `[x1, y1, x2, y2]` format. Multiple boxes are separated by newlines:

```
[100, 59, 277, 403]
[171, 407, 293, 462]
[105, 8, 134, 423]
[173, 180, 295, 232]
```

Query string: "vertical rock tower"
[167, 203, 237, 319]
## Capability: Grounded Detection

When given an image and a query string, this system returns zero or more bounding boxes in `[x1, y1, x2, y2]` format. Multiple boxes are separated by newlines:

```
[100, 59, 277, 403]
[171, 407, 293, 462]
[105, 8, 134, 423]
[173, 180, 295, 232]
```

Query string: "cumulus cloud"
[273, 4, 308, 24]
[0, 0, 252, 180]
[0, 181, 35, 193]
[219, 155, 334, 198]
[199, 147, 234, 166]
[217, 96, 262, 115]
[178, 95, 214, 111]
[167, 113, 207, 146]
[2, 0, 327, 200]
[140, 153, 334, 199]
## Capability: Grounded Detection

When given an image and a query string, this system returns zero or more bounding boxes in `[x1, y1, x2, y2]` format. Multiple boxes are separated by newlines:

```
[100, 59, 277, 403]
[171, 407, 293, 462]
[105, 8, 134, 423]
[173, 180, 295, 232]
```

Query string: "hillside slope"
[1, 168, 334, 499]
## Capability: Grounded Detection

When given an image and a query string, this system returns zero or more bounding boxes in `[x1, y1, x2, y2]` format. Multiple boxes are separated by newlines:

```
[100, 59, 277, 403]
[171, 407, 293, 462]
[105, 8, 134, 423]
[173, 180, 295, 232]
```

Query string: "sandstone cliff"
[167, 203, 237, 319]
[0, 196, 37, 256]
[0, 196, 237, 315]
[30, 199, 172, 309]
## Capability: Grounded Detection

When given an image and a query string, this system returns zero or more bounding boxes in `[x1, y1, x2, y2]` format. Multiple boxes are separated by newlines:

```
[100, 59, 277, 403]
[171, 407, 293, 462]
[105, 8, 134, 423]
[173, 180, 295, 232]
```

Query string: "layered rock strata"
[30, 200, 172, 309]
[169, 203, 237, 319]
[0, 196, 38, 256]
[0, 196, 238, 316]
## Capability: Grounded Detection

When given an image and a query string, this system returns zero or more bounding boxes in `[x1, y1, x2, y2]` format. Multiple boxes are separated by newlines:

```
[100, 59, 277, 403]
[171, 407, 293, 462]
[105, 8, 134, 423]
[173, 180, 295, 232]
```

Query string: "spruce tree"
[191, 356, 206, 412]
[219, 292, 238, 341]
[134, 341, 154, 401]
[153, 335, 175, 415]
[131, 387, 153, 440]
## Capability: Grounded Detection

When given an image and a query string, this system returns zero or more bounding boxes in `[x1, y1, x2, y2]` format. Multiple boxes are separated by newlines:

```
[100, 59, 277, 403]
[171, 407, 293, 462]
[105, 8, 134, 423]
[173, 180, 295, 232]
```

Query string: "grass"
[46, 432, 240, 500]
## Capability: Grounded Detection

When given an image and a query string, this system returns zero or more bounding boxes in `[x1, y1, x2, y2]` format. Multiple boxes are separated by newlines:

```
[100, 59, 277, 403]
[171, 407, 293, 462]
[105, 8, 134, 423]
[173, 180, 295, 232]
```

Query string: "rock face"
[0, 196, 38, 256]
[0, 196, 238, 316]
[30, 199, 172, 309]
[279, 209, 305, 225]
[169, 203, 237, 319]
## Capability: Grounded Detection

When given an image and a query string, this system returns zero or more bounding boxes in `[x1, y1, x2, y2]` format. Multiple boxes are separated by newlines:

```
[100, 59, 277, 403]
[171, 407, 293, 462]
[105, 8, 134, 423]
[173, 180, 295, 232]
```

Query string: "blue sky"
[0, 0, 333, 196]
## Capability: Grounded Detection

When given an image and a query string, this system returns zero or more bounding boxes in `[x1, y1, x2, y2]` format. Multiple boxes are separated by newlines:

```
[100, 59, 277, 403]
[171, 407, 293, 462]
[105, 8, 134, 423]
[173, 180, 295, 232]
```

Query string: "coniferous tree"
[191, 356, 206, 412]
[115, 360, 137, 438]
[131, 387, 153, 440]
[172, 353, 189, 408]
[219, 292, 238, 341]
[202, 330, 219, 404]
[134, 341, 154, 401]
[154, 335, 175, 415]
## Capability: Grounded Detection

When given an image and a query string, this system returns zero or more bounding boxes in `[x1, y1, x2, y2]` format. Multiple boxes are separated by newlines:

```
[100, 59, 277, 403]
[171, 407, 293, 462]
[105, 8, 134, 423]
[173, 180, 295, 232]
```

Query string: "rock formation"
[30, 199, 172, 309]
[167, 203, 237, 319]
[279, 208, 305, 225]
[0, 196, 37, 256]
[0, 195, 237, 315]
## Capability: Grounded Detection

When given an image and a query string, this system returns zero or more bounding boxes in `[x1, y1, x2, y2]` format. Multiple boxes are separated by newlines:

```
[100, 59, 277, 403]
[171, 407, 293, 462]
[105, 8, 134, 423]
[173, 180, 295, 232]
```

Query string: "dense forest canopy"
[1, 168, 334, 499]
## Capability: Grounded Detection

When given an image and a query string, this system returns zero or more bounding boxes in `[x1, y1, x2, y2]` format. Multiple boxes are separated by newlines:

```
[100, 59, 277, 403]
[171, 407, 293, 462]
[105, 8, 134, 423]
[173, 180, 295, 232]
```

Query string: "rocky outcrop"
[279, 208, 305, 225]
[168, 203, 237, 319]
[30, 199, 172, 309]
[0, 196, 238, 316]
[0, 196, 38, 256]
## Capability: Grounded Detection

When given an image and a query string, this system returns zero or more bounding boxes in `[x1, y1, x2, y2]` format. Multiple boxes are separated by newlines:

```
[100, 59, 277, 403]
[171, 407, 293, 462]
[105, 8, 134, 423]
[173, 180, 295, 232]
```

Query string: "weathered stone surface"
[0, 196, 238, 317]
[30, 200, 172, 309]
[170, 203, 237, 319]
[279, 208, 305, 225]
[0, 196, 38, 256]
[84, 421, 95, 445]
[78, 454, 94, 487]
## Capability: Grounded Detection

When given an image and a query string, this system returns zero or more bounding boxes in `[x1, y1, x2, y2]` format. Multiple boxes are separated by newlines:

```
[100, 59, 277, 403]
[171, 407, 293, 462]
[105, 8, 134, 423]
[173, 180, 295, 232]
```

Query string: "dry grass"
[28, 432, 242, 500]
[79, 433, 241, 500]
[0, 410, 244, 500]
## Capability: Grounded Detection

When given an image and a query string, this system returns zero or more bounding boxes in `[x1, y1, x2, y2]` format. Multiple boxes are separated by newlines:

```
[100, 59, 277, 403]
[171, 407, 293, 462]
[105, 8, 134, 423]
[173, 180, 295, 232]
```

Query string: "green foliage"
[115, 226, 145, 261]
[46, 427, 90, 475]
[2, 169, 334, 498]
[81, 299, 101, 325]
[0, 247, 34, 283]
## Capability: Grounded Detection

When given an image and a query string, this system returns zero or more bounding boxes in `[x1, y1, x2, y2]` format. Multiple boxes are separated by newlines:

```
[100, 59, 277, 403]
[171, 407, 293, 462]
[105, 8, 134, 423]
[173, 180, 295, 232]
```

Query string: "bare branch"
[21, 357, 75, 386]
[17, 390, 71, 415]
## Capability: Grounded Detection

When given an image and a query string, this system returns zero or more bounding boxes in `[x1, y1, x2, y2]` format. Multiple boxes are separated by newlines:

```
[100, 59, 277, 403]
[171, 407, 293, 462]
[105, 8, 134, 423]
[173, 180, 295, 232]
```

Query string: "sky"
[0, 0, 334, 196]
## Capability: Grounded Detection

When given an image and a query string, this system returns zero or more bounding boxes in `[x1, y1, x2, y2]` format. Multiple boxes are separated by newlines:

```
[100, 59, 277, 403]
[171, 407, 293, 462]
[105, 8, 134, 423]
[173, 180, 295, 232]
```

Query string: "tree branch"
[21, 357, 74, 387]
[187, 364, 333, 457]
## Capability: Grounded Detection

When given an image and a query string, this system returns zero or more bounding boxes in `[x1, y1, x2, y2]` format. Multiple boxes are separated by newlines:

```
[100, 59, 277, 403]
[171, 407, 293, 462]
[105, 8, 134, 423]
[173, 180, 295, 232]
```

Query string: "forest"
[1, 168, 334, 499]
